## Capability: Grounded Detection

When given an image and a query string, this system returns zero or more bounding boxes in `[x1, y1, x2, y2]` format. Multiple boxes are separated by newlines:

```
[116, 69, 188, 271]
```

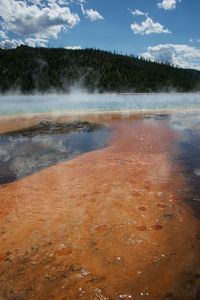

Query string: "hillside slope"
[0, 46, 200, 93]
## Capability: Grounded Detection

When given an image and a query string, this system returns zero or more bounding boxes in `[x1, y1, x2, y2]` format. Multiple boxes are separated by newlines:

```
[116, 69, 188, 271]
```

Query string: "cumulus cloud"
[130, 9, 148, 17]
[47, 0, 73, 6]
[0, 38, 48, 49]
[0, 30, 8, 39]
[27, 0, 42, 4]
[157, 0, 179, 10]
[0, 39, 24, 49]
[64, 45, 82, 49]
[84, 9, 104, 21]
[24, 38, 48, 47]
[142, 44, 200, 70]
[0, 0, 80, 39]
[131, 17, 171, 35]
[81, 4, 104, 21]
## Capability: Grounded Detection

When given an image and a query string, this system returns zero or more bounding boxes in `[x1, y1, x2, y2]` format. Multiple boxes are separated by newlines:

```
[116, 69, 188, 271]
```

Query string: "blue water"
[0, 122, 110, 184]
[0, 93, 200, 115]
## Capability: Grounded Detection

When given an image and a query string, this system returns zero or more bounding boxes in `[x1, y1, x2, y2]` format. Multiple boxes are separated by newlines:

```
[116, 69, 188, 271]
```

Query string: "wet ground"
[0, 112, 200, 300]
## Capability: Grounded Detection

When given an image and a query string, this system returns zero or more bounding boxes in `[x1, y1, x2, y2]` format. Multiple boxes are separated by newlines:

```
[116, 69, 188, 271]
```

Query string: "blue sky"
[0, 0, 200, 69]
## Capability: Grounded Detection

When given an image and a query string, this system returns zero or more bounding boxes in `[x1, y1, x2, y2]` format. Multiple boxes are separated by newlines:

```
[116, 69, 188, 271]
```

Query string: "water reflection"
[144, 111, 200, 216]
[0, 120, 110, 184]
[171, 111, 200, 216]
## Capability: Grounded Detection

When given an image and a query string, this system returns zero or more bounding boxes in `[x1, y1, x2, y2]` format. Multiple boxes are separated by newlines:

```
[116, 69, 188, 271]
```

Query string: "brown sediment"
[157, 203, 169, 209]
[150, 224, 163, 231]
[0, 112, 143, 134]
[138, 206, 147, 211]
[0, 114, 200, 300]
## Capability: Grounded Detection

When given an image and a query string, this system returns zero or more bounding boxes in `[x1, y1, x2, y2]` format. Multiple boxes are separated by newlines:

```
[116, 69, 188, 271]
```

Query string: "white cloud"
[189, 38, 200, 45]
[0, 0, 80, 39]
[131, 17, 171, 35]
[142, 44, 200, 70]
[24, 38, 48, 47]
[64, 45, 81, 49]
[84, 9, 104, 21]
[0, 39, 24, 49]
[157, 0, 179, 10]
[0, 30, 8, 39]
[0, 37, 48, 49]
[130, 9, 148, 17]
[81, 5, 104, 21]
[27, 0, 42, 5]
[47, 0, 72, 6]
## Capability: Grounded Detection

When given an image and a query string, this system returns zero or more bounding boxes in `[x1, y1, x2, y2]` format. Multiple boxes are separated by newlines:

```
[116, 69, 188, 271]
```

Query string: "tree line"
[0, 46, 200, 93]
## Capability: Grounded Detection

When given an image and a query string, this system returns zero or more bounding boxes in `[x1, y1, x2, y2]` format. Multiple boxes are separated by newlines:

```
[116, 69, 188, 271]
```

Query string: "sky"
[0, 0, 200, 70]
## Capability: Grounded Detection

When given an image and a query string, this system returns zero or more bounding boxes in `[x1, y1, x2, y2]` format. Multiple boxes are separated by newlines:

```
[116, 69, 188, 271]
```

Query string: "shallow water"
[143, 111, 200, 216]
[0, 121, 110, 184]
[0, 93, 200, 115]
[170, 112, 200, 217]
[0, 101, 200, 300]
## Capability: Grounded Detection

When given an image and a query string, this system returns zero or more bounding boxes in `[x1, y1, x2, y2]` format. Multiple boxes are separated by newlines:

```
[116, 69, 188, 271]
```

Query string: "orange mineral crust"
[0, 116, 199, 300]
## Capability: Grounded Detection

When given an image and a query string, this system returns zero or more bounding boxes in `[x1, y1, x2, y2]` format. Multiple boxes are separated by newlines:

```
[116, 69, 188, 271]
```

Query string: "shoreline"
[0, 108, 200, 135]
[1, 106, 200, 116]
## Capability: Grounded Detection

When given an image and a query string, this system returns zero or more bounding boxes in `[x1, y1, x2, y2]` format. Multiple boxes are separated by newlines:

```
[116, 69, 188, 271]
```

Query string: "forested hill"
[0, 46, 200, 93]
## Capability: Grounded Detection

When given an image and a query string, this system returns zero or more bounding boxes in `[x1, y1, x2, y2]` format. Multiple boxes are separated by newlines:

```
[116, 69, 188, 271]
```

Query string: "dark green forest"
[0, 46, 200, 93]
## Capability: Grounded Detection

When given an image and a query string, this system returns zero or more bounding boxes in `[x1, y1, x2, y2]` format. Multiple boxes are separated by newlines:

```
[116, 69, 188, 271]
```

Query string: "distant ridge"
[0, 46, 200, 93]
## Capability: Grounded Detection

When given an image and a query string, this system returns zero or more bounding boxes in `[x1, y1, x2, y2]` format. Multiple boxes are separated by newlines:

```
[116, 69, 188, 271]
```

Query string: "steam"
[1, 91, 200, 116]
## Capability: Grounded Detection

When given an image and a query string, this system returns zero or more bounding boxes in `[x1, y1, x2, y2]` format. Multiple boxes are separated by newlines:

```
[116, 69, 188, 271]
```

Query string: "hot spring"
[0, 93, 200, 115]
[0, 93, 200, 300]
